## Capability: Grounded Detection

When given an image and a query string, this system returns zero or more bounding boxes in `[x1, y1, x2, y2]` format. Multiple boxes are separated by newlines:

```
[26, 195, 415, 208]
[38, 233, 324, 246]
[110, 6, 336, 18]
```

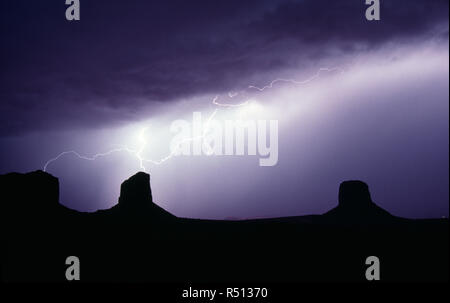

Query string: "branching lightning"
[248, 67, 343, 91]
[43, 67, 342, 172]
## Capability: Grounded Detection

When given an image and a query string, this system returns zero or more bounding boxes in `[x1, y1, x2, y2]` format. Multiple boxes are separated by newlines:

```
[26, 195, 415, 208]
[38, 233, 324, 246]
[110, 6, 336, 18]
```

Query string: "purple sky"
[1, 0, 448, 219]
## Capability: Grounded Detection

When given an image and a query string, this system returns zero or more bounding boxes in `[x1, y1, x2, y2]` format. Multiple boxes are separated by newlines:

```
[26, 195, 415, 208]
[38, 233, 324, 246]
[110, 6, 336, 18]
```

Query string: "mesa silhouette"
[1, 171, 448, 282]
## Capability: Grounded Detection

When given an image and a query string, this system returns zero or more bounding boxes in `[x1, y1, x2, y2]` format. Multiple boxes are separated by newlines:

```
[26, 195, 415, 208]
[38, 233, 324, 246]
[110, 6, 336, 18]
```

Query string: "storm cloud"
[1, 0, 448, 135]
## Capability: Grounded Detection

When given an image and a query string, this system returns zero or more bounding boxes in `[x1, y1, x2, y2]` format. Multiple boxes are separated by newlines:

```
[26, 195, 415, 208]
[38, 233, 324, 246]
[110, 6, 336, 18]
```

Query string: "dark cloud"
[1, 0, 448, 135]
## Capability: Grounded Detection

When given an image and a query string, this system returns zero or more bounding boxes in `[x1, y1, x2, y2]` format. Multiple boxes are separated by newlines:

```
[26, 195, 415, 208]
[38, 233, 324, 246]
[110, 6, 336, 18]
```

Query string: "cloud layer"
[1, 0, 448, 135]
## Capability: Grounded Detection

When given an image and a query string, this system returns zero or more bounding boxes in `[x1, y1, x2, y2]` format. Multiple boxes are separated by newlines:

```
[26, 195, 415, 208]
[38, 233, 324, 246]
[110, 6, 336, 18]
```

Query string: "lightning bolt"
[43, 148, 135, 172]
[43, 67, 343, 172]
[248, 67, 343, 91]
[212, 95, 249, 108]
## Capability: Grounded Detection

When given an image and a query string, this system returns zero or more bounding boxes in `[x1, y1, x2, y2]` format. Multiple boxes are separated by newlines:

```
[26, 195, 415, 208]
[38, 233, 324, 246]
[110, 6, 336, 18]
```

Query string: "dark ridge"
[118, 172, 153, 206]
[322, 180, 396, 224]
[1, 171, 447, 282]
[0, 170, 65, 219]
[106, 171, 175, 221]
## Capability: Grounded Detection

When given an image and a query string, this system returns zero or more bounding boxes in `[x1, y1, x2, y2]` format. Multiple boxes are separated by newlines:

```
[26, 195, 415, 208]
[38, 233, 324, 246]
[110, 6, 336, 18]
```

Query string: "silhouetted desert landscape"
[1, 171, 448, 282]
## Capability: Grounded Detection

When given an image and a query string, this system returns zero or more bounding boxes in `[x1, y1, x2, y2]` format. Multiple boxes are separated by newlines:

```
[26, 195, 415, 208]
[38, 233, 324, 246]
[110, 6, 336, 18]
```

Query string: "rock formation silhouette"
[1, 170, 448, 282]
[118, 172, 153, 207]
[108, 171, 175, 221]
[0, 170, 65, 221]
[323, 180, 394, 223]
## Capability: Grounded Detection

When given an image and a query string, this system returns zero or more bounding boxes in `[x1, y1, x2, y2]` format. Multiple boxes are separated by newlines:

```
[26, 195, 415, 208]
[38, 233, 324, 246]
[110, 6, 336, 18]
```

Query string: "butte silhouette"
[1, 170, 448, 282]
